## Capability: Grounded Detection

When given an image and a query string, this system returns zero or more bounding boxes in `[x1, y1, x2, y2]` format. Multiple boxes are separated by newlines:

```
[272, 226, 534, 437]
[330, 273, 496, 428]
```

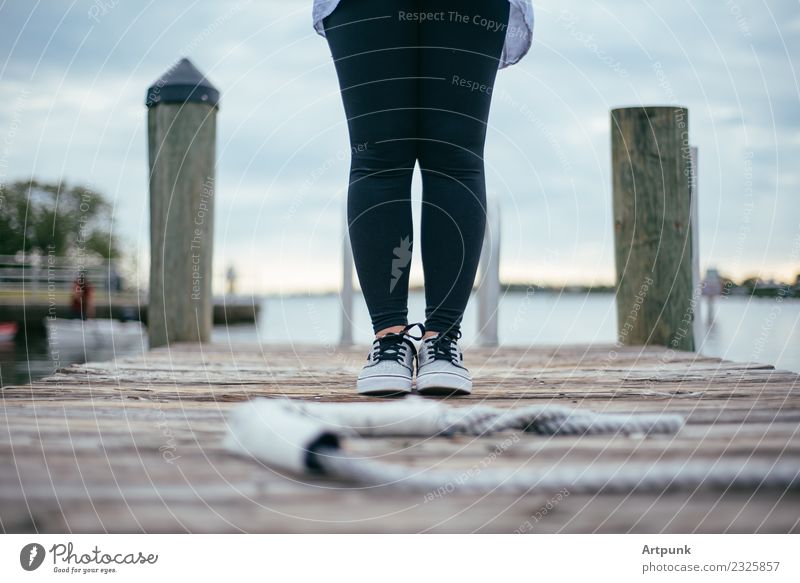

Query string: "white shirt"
[312, 0, 534, 69]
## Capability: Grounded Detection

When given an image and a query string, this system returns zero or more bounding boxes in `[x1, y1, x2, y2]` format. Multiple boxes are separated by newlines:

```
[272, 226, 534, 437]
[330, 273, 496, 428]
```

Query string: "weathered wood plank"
[1, 343, 799, 533]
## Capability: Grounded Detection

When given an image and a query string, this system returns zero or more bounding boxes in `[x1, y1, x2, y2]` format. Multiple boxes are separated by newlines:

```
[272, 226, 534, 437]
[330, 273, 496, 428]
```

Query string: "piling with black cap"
[611, 106, 695, 352]
[146, 58, 219, 348]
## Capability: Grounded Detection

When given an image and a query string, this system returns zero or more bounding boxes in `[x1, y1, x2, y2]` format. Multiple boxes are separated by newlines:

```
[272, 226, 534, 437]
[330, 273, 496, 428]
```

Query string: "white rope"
[437, 403, 683, 436]
[269, 395, 684, 437]
[315, 449, 800, 495]
[225, 397, 800, 494]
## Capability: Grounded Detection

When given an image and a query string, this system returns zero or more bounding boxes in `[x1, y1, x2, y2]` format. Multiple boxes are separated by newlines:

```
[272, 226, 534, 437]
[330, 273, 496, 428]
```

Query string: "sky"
[1, 0, 798, 294]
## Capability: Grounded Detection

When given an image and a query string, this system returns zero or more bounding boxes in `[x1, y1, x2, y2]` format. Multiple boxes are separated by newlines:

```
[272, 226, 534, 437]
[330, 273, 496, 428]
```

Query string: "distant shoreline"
[263, 286, 800, 300]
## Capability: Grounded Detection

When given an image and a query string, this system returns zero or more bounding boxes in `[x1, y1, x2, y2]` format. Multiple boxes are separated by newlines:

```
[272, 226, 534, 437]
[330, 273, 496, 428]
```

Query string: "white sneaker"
[357, 323, 424, 397]
[415, 330, 472, 396]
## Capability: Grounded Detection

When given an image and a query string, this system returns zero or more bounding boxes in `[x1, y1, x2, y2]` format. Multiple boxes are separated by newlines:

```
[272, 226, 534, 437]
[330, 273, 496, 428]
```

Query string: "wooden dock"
[2, 342, 799, 533]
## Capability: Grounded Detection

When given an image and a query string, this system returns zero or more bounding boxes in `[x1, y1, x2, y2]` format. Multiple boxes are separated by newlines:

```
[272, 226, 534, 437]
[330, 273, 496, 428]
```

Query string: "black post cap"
[145, 58, 220, 108]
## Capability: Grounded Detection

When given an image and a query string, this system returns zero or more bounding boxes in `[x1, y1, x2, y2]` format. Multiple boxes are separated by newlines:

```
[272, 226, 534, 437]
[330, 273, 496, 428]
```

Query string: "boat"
[45, 318, 147, 355]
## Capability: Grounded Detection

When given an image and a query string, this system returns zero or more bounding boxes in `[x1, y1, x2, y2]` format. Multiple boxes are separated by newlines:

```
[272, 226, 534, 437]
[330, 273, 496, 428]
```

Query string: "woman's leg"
[417, 0, 509, 336]
[323, 0, 419, 335]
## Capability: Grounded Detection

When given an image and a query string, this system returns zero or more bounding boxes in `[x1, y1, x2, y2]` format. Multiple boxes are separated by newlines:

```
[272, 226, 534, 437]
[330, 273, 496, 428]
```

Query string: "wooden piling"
[340, 204, 354, 346]
[690, 146, 703, 346]
[146, 58, 219, 348]
[477, 196, 501, 346]
[611, 106, 695, 351]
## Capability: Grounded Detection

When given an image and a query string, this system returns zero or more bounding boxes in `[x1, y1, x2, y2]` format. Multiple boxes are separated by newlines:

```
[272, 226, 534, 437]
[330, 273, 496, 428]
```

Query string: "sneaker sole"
[357, 375, 413, 397]
[415, 371, 472, 396]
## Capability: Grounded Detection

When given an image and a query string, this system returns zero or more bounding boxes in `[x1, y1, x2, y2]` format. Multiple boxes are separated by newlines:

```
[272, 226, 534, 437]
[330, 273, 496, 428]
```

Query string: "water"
[218, 291, 800, 372]
[0, 328, 147, 387]
[2, 292, 798, 386]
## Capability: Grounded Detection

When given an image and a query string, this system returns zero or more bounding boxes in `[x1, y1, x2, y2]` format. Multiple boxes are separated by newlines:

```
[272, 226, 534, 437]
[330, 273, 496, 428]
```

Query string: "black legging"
[323, 0, 509, 335]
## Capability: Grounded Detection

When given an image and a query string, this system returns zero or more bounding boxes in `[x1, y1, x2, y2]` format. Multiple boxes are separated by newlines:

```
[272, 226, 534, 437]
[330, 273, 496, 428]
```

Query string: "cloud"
[1, 0, 798, 292]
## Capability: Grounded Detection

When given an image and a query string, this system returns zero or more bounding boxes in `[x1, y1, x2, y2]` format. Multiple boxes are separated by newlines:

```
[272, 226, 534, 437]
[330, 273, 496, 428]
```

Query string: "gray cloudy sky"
[1, 0, 798, 293]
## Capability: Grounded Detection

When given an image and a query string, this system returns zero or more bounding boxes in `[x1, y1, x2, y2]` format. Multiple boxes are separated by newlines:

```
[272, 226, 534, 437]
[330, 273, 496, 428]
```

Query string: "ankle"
[422, 331, 440, 340]
[375, 325, 406, 338]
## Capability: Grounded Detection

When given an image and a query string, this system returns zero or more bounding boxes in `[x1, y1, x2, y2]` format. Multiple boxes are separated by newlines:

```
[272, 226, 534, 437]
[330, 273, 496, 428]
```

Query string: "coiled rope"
[226, 397, 800, 495]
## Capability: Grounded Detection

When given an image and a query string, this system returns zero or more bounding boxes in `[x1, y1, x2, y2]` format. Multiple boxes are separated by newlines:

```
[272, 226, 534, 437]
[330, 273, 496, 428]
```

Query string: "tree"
[0, 180, 120, 258]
